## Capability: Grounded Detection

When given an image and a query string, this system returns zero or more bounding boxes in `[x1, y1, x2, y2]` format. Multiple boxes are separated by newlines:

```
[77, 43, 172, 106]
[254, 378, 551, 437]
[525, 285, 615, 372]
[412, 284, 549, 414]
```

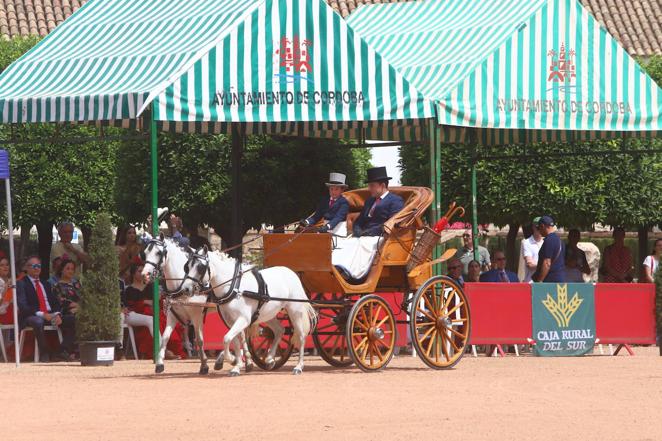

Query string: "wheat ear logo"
[542, 284, 583, 327]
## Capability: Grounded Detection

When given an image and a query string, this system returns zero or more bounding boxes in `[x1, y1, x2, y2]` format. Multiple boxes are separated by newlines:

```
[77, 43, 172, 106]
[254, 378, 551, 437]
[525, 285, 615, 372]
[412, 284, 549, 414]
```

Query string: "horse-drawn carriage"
[247, 186, 471, 372]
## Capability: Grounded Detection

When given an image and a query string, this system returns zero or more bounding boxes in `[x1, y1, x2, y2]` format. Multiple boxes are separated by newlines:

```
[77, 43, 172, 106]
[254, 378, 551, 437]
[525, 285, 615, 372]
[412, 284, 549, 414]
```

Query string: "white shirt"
[521, 235, 544, 282]
[643, 255, 659, 276]
[30, 276, 51, 317]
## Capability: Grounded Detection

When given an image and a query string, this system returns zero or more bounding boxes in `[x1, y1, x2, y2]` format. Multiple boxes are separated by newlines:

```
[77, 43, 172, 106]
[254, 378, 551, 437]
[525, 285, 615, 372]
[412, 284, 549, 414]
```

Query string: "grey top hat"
[325, 172, 348, 187]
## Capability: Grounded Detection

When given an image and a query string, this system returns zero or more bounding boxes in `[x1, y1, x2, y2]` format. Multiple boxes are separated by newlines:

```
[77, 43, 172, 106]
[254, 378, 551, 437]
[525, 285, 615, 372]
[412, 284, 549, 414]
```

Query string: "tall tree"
[116, 133, 372, 241]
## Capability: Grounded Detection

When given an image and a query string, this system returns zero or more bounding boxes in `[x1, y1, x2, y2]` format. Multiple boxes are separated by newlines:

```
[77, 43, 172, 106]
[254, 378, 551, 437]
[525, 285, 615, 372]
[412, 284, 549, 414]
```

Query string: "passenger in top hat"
[300, 172, 350, 233]
[352, 166, 404, 237]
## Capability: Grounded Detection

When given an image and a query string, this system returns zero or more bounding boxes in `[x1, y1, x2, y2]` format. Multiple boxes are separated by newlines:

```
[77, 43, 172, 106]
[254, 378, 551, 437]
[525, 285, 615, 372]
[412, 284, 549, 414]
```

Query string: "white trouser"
[121, 311, 154, 336]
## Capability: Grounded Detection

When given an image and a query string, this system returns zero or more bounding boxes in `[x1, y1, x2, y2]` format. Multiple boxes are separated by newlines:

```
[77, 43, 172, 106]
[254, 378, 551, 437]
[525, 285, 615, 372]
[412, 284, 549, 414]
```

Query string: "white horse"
[140, 236, 254, 375]
[181, 246, 317, 376]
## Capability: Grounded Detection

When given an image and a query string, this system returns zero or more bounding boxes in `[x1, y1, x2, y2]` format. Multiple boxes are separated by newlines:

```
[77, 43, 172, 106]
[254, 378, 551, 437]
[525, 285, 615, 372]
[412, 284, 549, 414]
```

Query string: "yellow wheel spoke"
[373, 304, 383, 326]
[418, 323, 436, 343]
[416, 308, 437, 322]
[444, 301, 465, 318]
[425, 329, 438, 358]
[375, 315, 391, 328]
[447, 326, 466, 340]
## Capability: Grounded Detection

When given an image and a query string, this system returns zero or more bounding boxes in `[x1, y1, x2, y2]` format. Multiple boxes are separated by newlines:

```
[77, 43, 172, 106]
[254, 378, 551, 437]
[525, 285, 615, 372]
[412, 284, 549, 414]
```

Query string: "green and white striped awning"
[348, 0, 662, 145]
[0, 0, 434, 141]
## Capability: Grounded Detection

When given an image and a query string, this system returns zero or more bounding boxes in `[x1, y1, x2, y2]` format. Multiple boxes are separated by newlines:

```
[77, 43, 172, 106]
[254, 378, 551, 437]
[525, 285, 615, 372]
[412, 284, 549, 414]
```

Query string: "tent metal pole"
[150, 109, 160, 362]
[429, 120, 441, 276]
[231, 123, 244, 261]
[5, 178, 19, 367]
[471, 160, 479, 262]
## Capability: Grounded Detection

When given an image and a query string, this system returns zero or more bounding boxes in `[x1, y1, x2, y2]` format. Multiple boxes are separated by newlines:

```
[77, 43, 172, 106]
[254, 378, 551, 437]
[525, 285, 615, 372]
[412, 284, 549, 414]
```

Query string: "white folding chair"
[19, 325, 63, 362]
[0, 324, 15, 362]
[122, 323, 138, 359]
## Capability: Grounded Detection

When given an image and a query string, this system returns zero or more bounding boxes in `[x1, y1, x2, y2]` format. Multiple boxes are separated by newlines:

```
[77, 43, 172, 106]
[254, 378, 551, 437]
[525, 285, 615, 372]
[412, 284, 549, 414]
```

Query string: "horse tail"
[300, 302, 318, 337]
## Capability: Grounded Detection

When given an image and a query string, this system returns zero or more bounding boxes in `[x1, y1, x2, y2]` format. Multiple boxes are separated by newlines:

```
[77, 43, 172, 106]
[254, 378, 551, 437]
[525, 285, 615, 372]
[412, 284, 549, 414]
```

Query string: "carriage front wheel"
[346, 295, 396, 372]
[246, 311, 294, 371]
[410, 276, 471, 369]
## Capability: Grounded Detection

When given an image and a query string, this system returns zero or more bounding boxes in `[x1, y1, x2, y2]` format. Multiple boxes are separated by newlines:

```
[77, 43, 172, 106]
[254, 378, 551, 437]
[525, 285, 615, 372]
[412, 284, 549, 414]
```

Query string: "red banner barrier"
[594, 283, 656, 345]
[465, 283, 532, 345]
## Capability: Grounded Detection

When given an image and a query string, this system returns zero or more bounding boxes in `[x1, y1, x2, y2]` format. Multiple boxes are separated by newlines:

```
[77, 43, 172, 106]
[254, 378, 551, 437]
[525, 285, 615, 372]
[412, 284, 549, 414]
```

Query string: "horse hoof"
[265, 359, 276, 370]
[292, 368, 302, 375]
[245, 362, 254, 373]
[155, 364, 165, 374]
[229, 370, 240, 377]
[214, 360, 224, 371]
[199, 365, 209, 375]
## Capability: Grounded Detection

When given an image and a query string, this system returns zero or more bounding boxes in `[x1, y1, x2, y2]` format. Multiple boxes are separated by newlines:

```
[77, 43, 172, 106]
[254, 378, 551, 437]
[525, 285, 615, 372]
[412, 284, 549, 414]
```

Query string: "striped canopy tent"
[0, 0, 434, 363]
[348, 0, 662, 146]
[0, 0, 434, 141]
[349, 0, 662, 259]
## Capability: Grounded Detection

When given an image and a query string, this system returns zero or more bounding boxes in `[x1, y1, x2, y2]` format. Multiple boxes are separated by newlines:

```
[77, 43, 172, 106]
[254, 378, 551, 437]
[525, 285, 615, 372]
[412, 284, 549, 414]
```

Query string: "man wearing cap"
[532, 215, 566, 283]
[520, 217, 544, 282]
[300, 172, 350, 233]
[352, 166, 404, 237]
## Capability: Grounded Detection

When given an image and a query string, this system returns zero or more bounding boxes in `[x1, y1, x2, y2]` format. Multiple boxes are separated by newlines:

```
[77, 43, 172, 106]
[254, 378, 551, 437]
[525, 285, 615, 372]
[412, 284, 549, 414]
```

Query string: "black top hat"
[365, 166, 392, 183]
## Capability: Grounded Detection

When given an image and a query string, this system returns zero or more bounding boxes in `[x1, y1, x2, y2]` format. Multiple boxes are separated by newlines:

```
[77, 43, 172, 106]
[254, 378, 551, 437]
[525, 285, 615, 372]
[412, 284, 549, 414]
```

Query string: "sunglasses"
[31, 264, 42, 269]
[495, 257, 506, 261]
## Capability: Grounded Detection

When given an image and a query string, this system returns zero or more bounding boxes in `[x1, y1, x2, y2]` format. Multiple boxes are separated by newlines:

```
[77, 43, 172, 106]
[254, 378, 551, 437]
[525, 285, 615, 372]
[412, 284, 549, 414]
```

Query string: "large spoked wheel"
[312, 293, 353, 367]
[346, 295, 396, 372]
[410, 276, 471, 369]
[247, 311, 294, 371]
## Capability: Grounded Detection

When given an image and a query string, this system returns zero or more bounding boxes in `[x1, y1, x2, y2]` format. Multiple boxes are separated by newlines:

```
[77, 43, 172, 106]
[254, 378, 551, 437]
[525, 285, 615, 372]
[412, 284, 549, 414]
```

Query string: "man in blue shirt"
[352, 167, 404, 237]
[532, 215, 566, 283]
[300, 172, 350, 233]
[479, 250, 519, 282]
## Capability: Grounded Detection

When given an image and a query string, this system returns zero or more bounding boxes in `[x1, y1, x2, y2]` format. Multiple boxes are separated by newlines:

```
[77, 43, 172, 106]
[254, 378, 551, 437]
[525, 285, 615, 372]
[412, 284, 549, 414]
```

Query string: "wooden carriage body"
[263, 186, 434, 295]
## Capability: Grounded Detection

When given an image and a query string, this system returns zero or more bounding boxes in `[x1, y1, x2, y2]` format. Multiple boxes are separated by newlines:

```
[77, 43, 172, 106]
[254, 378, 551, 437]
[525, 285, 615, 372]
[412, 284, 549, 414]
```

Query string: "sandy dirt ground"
[2, 347, 661, 441]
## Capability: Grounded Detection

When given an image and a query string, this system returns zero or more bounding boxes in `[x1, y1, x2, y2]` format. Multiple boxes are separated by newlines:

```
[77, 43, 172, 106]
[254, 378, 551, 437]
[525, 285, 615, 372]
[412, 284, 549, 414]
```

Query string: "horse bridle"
[185, 252, 243, 305]
[143, 238, 191, 298]
[143, 238, 167, 280]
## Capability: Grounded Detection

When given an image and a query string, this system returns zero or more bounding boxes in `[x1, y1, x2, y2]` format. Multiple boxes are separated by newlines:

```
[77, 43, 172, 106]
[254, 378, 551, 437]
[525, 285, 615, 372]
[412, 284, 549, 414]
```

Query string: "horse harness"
[197, 258, 271, 326]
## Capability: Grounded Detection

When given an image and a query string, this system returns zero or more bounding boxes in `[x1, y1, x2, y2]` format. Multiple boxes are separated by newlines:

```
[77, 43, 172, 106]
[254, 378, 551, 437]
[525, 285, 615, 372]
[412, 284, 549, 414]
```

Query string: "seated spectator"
[446, 257, 464, 287]
[51, 222, 89, 276]
[466, 260, 481, 283]
[480, 251, 519, 282]
[600, 227, 633, 283]
[642, 239, 662, 283]
[48, 256, 63, 286]
[0, 256, 12, 320]
[117, 225, 145, 283]
[455, 229, 490, 278]
[52, 259, 82, 317]
[16, 256, 75, 362]
[565, 229, 590, 283]
[123, 263, 184, 359]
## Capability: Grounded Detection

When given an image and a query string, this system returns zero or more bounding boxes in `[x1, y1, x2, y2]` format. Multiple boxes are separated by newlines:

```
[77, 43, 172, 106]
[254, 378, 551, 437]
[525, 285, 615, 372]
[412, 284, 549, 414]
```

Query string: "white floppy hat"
[325, 172, 348, 188]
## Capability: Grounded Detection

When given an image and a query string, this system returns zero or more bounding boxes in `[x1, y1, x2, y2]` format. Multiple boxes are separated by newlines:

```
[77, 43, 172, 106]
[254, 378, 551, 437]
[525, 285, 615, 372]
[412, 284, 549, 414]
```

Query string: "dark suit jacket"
[479, 269, 519, 283]
[352, 192, 404, 237]
[17, 277, 60, 326]
[306, 195, 349, 229]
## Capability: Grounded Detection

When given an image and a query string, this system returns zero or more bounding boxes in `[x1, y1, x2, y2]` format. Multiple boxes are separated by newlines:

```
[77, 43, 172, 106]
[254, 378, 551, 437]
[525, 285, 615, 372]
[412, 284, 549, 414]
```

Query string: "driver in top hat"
[352, 166, 404, 237]
[299, 172, 350, 233]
